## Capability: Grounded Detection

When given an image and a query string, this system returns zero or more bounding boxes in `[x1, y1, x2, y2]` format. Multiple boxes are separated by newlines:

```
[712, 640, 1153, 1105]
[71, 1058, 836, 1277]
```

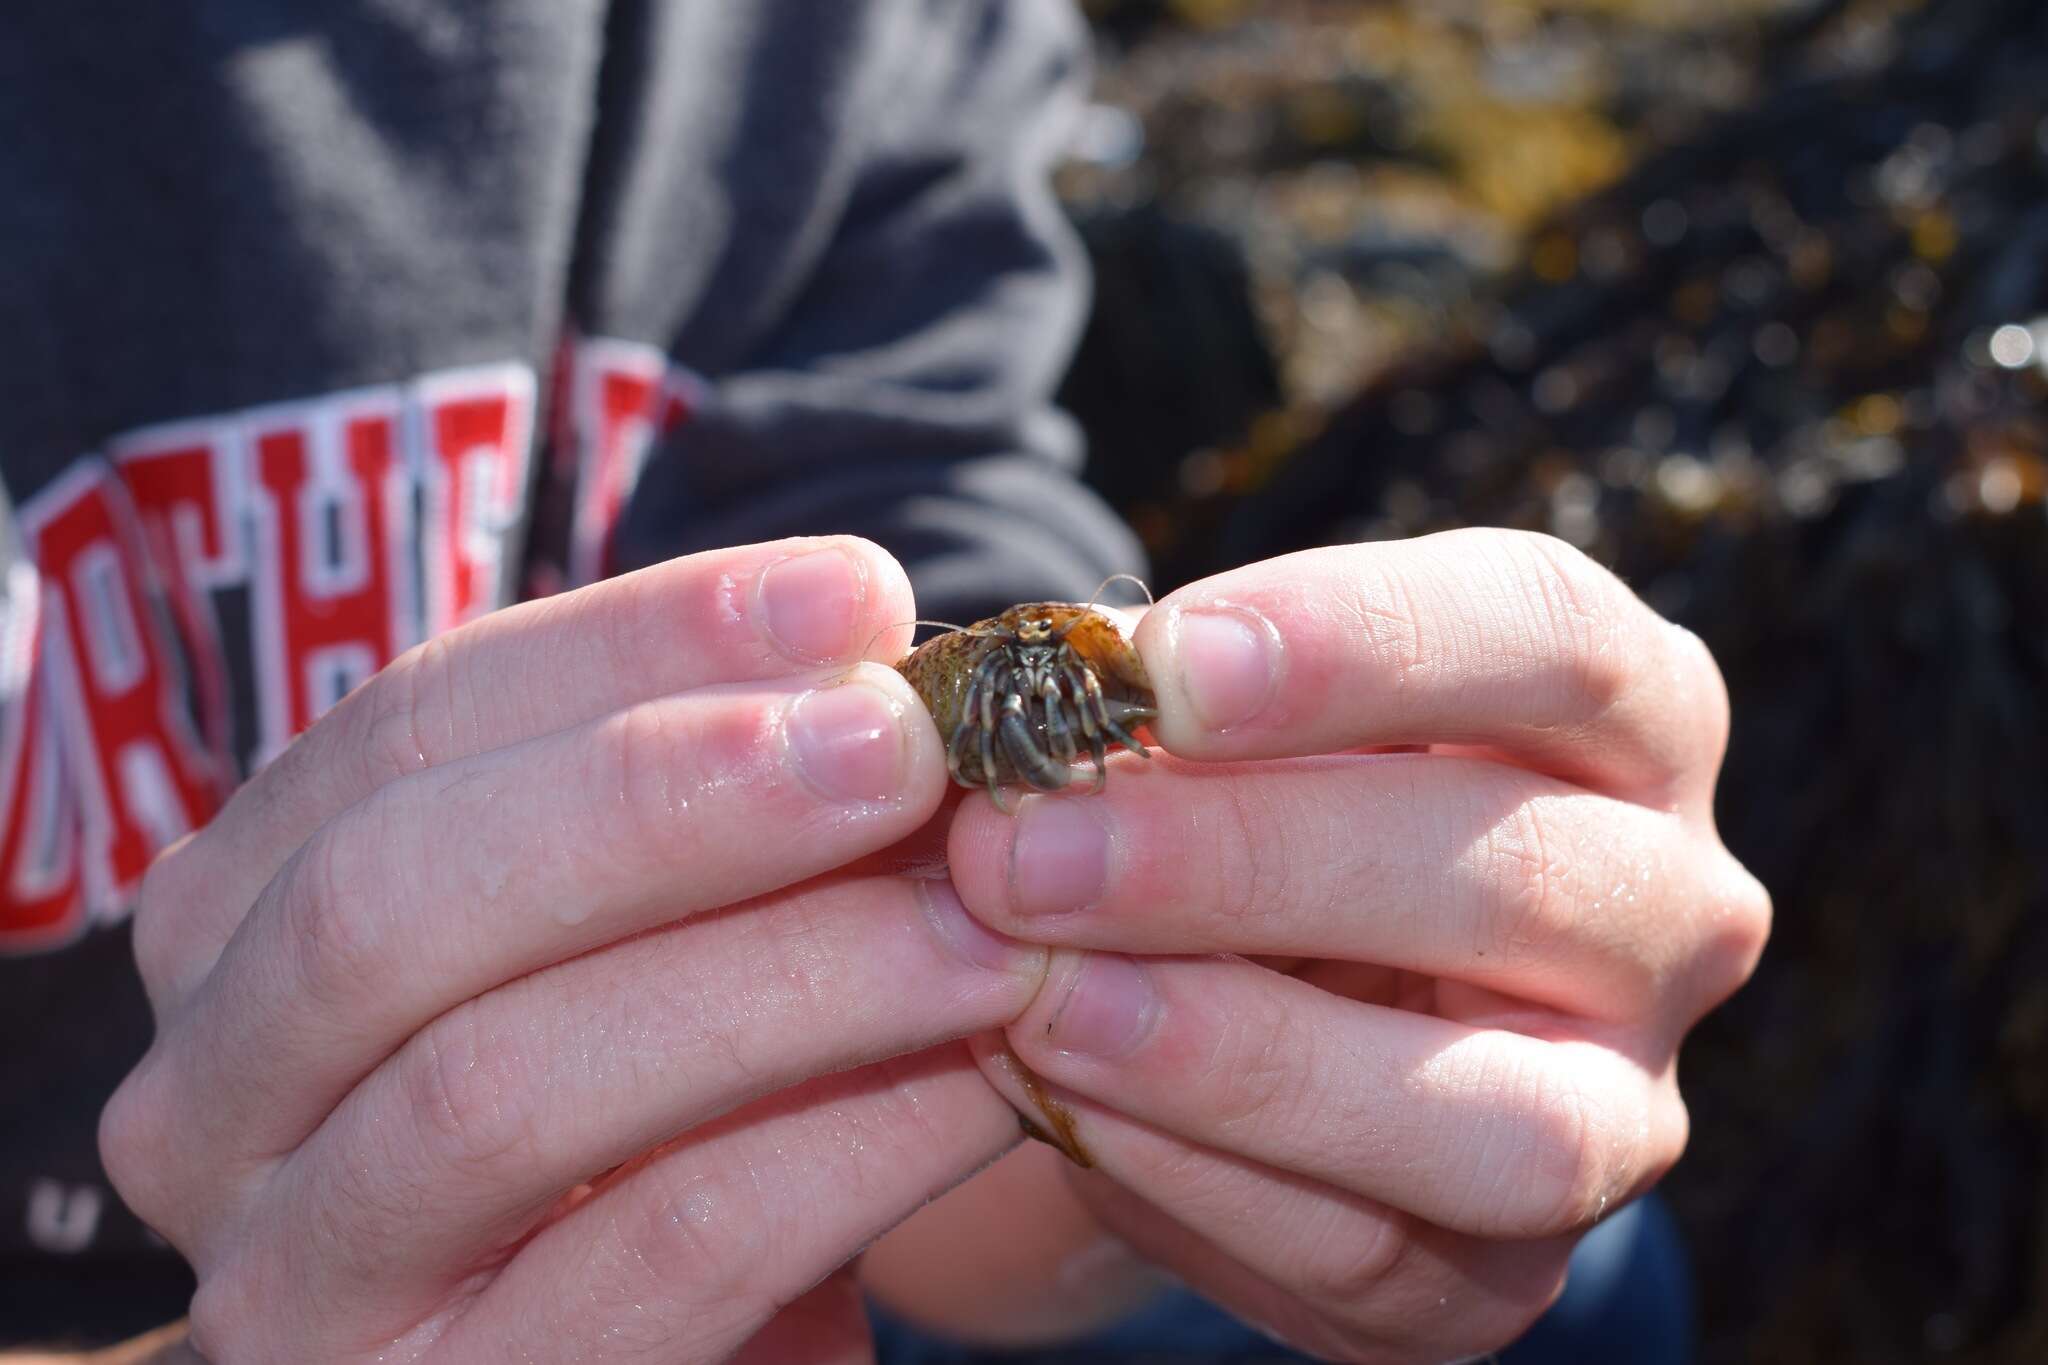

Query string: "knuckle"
[860, 1053, 958, 1157]
[1469, 1251, 1576, 1357]
[1340, 554, 1432, 693]
[187, 1260, 268, 1365]
[1686, 853, 1774, 1017]
[184, 1277, 234, 1362]
[1482, 795, 1583, 966]
[1528, 1250, 1575, 1318]
[1482, 790, 1665, 1015]
[240, 727, 320, 817]
[614, 1165, 770, 1327]
[401, 1006, 544, 1174]
[1113, 1133, 1238, 1213]
[131, 833, 203, 1000]
[602, 566, 679, 682]
[1490, 1057, 1614, 1239]
[1505, 532, 1635, 723]
[1213, 781, 1293, 928]
[1506, 529, 1615, 622]
[1294, 1211, 1409, 1306]
[1570, 645, 1635, 736]
[1205, 991, 1313, 1137]
[1648, 1088, 1692, 1182]
[296, 1133, 433, 1291]
[98, 1057, 175, 1230]
[186, 1268, 288, 1365]
[1667, 622, 1732, 767]
[743, 897, 836, 1021]
[591, 700, 704, 872]
[278, 818, 397, 1014]
[350, 635, 456, 787]
[1723, 859, 1775, 959]
[1518, 1061, 1680, 1238]
[1536, 1100, 1616, 1238]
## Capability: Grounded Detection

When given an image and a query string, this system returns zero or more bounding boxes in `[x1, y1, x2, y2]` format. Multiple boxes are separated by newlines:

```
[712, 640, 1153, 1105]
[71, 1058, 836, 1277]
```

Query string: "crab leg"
[1001, 690, 1069, 792]
[1103, 698, 1158, 750]
[1061, 662, 1102, 743]
[1060, 662, 1111, 793]
[946, 723, 973, 784]
[977, 658, 1006, 812]
[1076, 665, 1152, 760]
[1040, 674, 1077, 766]
[947, 674, 990, 783]
[951, 646, 1008, 779]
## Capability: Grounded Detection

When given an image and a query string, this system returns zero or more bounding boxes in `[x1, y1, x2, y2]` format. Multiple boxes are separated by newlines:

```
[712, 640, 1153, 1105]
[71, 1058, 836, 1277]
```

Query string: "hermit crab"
[892, 578, 1157, 1168]
[894, 576, 1158, 812]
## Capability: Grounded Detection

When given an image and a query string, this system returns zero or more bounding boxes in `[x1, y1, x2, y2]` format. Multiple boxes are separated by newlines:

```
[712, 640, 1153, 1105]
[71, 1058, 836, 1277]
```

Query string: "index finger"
[139, 535, 918, 1005]
[1134, 529, 1727, 807]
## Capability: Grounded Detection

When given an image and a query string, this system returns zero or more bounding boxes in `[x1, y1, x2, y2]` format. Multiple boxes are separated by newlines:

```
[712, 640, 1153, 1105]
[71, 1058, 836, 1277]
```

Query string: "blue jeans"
[870, 1191, 1693, 1364]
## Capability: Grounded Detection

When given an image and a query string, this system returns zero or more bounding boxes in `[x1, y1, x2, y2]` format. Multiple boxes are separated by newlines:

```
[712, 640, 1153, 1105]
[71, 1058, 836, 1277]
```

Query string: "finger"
[1039, 1126, 1570, 1365]
[415, 1049, 1018, 1365]
[951, 752, 1758, 1024]
[137, 535, 918, 1004]
[728, 1270, 875, 1365]
[1133, 529, 1729, 807]
[997, 952, 1688, 1242]
[262, 876, 1042, 1312]
[975, 1047, 1571, 1365]
[105, 664, 947, 1237]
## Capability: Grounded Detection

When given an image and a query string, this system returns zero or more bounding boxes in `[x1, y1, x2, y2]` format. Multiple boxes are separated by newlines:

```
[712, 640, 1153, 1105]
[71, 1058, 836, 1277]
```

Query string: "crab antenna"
[1059, 573, 1155, 637]
[862, 618, 988, 658]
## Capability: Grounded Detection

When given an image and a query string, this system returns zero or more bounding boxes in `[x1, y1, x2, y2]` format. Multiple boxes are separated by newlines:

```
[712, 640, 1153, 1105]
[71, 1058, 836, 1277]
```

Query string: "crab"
[894, 578, 1158, 813]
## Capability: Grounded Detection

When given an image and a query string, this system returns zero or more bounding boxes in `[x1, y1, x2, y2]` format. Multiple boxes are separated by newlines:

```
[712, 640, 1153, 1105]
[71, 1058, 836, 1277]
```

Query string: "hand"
[947, 529, 1771, 1363]
[99, 536, 1049, 1363]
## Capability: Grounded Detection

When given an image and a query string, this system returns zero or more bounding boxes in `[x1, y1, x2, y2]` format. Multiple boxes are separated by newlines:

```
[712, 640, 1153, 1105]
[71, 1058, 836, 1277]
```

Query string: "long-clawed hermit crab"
[894, 576, 1158, 813]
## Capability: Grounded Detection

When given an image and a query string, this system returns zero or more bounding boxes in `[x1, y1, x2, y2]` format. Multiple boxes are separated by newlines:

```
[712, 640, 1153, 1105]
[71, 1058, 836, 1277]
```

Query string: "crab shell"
[895, 602, 1156, 790]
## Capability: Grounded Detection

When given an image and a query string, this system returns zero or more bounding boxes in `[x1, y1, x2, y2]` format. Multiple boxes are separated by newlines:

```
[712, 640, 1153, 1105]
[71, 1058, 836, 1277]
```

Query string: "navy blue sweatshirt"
[0, 1, 1137, 1343]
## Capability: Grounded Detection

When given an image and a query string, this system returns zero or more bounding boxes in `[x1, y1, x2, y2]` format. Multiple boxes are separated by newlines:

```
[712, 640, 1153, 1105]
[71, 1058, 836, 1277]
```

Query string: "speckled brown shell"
[895, 603, 1154, 787]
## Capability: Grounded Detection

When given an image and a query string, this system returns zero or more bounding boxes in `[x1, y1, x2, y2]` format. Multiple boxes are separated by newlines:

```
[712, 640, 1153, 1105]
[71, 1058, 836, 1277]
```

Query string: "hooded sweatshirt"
[0, 0, 1137, 1342]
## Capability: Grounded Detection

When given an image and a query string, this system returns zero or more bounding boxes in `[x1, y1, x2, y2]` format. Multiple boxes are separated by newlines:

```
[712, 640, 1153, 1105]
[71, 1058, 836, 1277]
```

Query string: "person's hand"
[947, 529, 1771, 1363]
[98, 536, 1049, 1364]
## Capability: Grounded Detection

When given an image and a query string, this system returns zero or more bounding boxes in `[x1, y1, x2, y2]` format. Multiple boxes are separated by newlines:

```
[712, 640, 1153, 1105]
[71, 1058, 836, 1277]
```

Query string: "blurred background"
[1053, 0, 2048, 1360]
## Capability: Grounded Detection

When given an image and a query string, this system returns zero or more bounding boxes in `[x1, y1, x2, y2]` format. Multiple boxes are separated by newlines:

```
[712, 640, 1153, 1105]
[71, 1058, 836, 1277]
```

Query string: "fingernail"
[1048, 954, 1157, 1058]
[1009, 796, 1112, 917]
[787, 683, 905, 802]
[918, 877, 1034, 972]
[759, 548, 863, 662]
[1174, 607, 1277, 732]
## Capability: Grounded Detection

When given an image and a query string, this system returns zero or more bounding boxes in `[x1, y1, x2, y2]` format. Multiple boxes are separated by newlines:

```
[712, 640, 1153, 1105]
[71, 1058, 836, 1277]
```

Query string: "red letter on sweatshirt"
[0, 571, 85, 953]
[417, 365, 535, 636]
[21, 464, 217, 910]
[567, 338, 663, 587]
[112, 420, 244, 769]
[248, 393, 417, 761]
